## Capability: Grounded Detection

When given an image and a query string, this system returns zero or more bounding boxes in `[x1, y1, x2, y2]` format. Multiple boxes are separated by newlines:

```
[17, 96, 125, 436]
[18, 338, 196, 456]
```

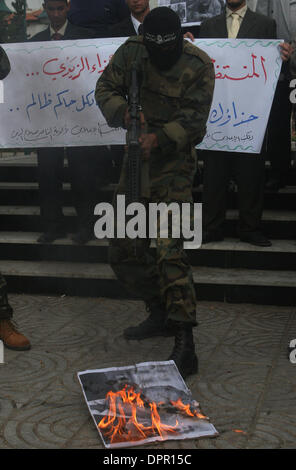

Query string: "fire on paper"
[78, 361, 218, 448]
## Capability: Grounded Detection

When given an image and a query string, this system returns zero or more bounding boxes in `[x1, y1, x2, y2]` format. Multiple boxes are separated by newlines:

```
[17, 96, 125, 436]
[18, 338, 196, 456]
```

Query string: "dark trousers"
[37, 147, 65, 230]
[266, 78, 292, 183]
[37, 146, 112, 231]
[202, 150, 265, 235]
[0, 275, 12, 321]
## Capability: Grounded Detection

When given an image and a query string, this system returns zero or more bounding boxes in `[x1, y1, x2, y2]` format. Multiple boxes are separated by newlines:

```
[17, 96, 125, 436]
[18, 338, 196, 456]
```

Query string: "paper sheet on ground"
[78, 360, 218, 449]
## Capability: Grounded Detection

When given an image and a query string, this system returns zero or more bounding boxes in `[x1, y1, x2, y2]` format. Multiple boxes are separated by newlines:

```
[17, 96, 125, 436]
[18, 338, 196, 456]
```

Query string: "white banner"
[0, 37, 282, 153]
[196, 38, 282, 153]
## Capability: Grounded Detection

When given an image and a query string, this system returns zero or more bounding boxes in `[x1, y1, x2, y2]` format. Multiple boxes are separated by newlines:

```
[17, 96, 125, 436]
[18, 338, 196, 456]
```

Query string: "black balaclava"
[143, 7, 183, 71]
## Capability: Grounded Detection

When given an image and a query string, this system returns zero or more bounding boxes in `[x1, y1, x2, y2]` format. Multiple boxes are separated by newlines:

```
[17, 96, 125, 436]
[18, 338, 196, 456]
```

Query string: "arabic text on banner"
[0, 37, 282, 153]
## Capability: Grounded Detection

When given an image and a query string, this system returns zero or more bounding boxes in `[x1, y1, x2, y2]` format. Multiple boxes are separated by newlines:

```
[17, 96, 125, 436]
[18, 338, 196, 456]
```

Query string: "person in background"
[31, 0, 113, 244]
[110, 0, 150, 36]
[67, 0, 130, 37]
[255, 0, 295, 191]
[0, 46, 31, 351]
[199, 0, 277, 247]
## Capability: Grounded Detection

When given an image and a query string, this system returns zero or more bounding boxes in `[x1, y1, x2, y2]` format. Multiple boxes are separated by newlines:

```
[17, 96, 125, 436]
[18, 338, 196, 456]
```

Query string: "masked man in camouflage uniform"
[95, 7, 214, 379]
[0, 46, 31, 351]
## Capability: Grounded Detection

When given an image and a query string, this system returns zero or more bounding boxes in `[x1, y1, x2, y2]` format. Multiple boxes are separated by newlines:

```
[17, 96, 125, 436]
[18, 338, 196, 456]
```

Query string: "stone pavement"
[0, 294, 295, 450]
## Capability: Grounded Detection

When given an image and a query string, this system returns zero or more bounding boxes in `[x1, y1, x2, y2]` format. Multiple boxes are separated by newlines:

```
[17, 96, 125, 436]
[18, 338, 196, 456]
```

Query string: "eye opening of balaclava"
[143, 7, 183, 71]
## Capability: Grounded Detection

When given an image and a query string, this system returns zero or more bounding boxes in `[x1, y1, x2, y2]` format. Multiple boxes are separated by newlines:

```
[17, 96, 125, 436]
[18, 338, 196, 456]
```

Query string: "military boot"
[124, 302, 177, 340]
[0, 319, 31, 351]
[168, 322, 198, 379]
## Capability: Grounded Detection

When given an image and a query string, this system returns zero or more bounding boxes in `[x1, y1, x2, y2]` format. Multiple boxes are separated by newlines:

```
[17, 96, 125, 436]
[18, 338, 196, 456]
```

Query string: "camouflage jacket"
[96, 37, 214, 188]
[0, 46, 10, 80]
[96, 37, 214, 153]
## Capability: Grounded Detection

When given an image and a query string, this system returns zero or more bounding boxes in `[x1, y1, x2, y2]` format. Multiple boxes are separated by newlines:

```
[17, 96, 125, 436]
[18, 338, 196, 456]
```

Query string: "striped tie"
[228, 13, 240, 38]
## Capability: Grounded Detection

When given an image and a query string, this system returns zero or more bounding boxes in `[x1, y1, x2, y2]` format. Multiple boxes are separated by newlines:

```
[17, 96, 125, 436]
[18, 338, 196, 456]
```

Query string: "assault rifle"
[126, 63, 142, 206]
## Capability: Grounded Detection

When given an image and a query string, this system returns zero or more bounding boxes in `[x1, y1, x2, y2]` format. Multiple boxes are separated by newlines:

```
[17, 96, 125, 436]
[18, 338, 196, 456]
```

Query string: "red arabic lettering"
[212, 54, 268, 82]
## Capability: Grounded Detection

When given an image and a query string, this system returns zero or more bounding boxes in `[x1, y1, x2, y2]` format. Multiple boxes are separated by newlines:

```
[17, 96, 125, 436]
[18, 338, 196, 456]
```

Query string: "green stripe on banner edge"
[194, 39, 282, 48]
[2, 41, 121, 54]
[196, 143, 256, 151]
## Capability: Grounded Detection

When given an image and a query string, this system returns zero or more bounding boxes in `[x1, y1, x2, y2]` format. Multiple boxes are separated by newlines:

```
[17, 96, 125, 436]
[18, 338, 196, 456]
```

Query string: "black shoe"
[239, 231, 272, 247]
[37, 230, 66, 243]
[265, 177, 285, 192]
[124, 303, 177, 340]
[168, 322, 198, 380]
[202, 230, 224, 244]
[71, 228, 94, 245]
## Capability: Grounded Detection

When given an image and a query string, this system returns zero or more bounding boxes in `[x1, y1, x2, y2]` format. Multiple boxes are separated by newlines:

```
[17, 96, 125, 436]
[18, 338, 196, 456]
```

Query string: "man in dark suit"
[68, 0, 129, 38]
[109, 0, 149, 36]
[256, 0, 294, 191]
[199, 0, 277, 247]
[31, 0, 113, 244]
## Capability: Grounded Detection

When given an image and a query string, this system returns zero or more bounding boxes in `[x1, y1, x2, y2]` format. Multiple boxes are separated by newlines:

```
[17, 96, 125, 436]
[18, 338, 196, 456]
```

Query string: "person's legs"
[235, 152, 270, 246]
[67, 146, 113, 243]
[108, 151, 198, 378]
[0, 275, 30, 350]
[37, 147, 66, 242]
[109, 191, 169, 339]
[202, 150, 230, 242]
[266, 78, 292, 190]
[151, 177, 198, 379]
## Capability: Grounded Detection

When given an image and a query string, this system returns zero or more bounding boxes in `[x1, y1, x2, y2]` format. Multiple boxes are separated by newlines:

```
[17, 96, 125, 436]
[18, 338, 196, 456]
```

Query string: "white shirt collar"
[130, 14, 142, 35]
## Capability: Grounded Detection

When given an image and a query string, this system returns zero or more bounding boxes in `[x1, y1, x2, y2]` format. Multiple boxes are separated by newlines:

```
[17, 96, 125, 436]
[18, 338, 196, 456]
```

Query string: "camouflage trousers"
[0, 274, 13, 320]
[109, 173, 197, 326]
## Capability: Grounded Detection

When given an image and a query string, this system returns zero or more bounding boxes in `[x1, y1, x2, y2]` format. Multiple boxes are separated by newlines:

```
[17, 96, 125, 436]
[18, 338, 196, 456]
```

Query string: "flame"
[98, 385, 205, 444]
[171, 398, 208, 419]
[233, 429, 247, 435]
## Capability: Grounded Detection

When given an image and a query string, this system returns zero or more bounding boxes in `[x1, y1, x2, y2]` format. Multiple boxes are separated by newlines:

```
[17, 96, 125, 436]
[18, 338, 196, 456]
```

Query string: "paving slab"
[0, 294, 295, 450]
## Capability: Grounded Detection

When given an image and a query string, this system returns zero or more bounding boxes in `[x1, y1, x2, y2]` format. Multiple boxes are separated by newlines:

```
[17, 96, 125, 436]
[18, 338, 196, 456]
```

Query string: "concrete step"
[2, 259, 295, 305]
[0, 232, 295, 270]
[0, 205, 295, 238]
[0, 153, 295, 187]
[0, 182, 115, 205]
[0, 181, 295, 211]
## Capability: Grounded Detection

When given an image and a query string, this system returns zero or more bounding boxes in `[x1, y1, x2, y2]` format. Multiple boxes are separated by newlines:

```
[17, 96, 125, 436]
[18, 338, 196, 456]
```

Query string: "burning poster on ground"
[78, 361, 218, 448]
